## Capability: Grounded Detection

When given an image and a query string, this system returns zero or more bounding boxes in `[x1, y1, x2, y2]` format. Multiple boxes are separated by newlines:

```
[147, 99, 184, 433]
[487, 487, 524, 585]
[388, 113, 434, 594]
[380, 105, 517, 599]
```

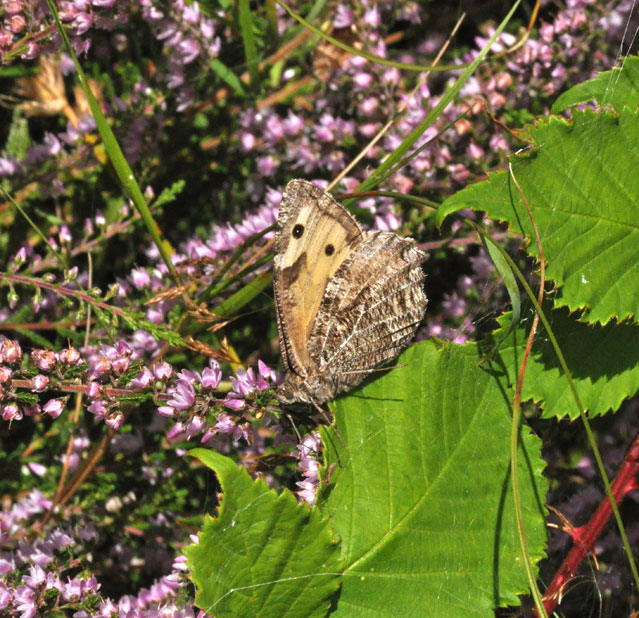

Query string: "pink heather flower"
[448, 163, 470, 183]
[466, 142, 484, 160]
[130, 267, 151, 288]
[201, 427, 216, 442]
[167, 380, 196, 411]
[24, 564, 47, 588]
[14, 586, 36, 618]
[172, 554, 188, 572]
[152, 361, 172, 380]
[105, 412, 124, 430]
[0, 366, 13, 383]
[157, 405, 175, 418]
[223, 396, 245, 411]
[91, 354, 111, 375]
[257, 360, 272, 380]
[364, 5, 381, 27]
[23, 403, 40, 416]
[185, 415, 205, 438]
[296, 480, 317, 505]
[85, 381, 101, 398]
[43, 398, 66, 419]
[215, 414, 236, 433]
[166, 421, 185, 440]
[2, 403, 22, 422]
[201, 360, 221, 389]
[489, 133, 508, 151]
[334, 5, 353, 28]
[240, 132, 255, 151]
[282, 111, 304, 136]
[177, 369, 200, 384]
[32, 374, 49, 392]
[5, 0, 23, 15]
[1, 338, 22, 363]
[87, 400, 107, 418]
[442, 292, 467, 319]
[9, 14, 27, 33]
[263, 114, 284, 144]
[27, 462, 47, 477]
[21, 41, 39, 60]
[129, 368, 153, 389]
[31, 349, 57, 372]
[0, 582, 11, 610]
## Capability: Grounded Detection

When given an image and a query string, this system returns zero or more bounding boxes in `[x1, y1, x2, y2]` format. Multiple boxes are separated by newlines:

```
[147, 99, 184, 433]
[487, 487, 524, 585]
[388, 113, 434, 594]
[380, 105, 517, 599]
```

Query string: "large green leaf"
[186, 342, 547, 616]
[438, 109, 639, 326]
[475, 307, 639, 420]
[319, 341, 547, 617]
[552, 56, 639, 112]
[185, 449, 341, 617]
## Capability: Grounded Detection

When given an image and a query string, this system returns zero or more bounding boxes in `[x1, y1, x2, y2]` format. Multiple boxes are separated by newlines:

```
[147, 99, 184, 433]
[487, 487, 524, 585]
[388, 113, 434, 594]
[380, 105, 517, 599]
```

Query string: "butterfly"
[273, 179, 428, 406]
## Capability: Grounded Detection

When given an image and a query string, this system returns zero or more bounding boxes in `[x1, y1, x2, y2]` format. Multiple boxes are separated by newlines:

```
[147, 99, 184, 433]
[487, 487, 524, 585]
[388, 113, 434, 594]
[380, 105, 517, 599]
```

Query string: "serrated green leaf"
[185, 449, 341, 617]
[319, 341, 547, 617]
[438, 109, 639, 326]
[552, 56, 639, 112]
[477, 306, 639, 420]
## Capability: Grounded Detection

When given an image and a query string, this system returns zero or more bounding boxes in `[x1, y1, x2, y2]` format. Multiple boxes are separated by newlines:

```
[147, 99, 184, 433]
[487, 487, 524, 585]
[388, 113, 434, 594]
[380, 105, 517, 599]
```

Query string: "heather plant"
[1, 1, 638, 617]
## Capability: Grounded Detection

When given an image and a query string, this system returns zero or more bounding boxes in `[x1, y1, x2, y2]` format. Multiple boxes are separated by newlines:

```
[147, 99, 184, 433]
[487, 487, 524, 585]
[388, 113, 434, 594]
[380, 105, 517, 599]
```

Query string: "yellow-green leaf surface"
[438, 109, 639, 326]
[185, 450, 341, 617]
[319, 341, 547, 617]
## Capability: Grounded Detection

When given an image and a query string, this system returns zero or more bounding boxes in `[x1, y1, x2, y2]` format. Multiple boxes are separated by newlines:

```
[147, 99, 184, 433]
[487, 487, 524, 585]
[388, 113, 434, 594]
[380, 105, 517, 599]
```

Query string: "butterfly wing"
[274, 179, 363, 377]
[307, 231, 427, 395]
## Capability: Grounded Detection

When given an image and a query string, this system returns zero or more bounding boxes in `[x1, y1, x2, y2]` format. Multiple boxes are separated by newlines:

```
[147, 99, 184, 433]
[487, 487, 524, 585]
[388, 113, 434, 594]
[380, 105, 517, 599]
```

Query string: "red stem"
[537, 432, 639, 615]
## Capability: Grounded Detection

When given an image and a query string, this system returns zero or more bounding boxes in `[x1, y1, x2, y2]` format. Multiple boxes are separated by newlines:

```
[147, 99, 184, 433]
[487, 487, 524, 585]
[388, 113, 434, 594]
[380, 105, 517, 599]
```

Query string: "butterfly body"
[274, 179, 427, 406]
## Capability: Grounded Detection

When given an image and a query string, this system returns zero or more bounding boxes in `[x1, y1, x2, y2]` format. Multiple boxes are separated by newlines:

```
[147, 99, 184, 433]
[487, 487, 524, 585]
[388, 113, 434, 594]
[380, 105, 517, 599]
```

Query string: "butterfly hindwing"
[308, 231, 427, 394]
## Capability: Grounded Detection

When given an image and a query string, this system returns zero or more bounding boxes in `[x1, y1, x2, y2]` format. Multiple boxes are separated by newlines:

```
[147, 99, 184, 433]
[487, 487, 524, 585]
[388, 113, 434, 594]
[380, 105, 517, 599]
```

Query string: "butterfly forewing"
[274, 180, 362, 375]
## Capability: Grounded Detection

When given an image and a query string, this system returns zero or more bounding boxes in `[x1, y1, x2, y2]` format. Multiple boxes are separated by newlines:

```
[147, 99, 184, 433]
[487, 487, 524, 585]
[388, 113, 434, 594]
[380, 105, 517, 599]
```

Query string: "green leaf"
[237, 0, 259, 86]
[213, 271, 273, 318]
[6, 110, 30, 160]
[319, 341, 547, 617]
[478, 307, 639, 420]
[185, 449, 341, 617]
[209, 58, 246, 96]
[552, 56, 639, 112]
[153, 180, 186, 208]
[438, 109, 639, 326]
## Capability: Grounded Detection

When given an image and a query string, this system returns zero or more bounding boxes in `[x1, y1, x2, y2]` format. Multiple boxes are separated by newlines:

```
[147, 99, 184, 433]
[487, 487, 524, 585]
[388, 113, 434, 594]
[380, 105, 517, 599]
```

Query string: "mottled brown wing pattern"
[273, 179, 362, 378]
[307, 231, 427, 396]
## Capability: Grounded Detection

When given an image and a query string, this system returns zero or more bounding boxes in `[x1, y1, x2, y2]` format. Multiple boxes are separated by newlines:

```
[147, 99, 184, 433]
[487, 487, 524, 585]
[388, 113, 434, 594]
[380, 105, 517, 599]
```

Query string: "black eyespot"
[292, 224, 304, 238]
[325, 244, 335, 256]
